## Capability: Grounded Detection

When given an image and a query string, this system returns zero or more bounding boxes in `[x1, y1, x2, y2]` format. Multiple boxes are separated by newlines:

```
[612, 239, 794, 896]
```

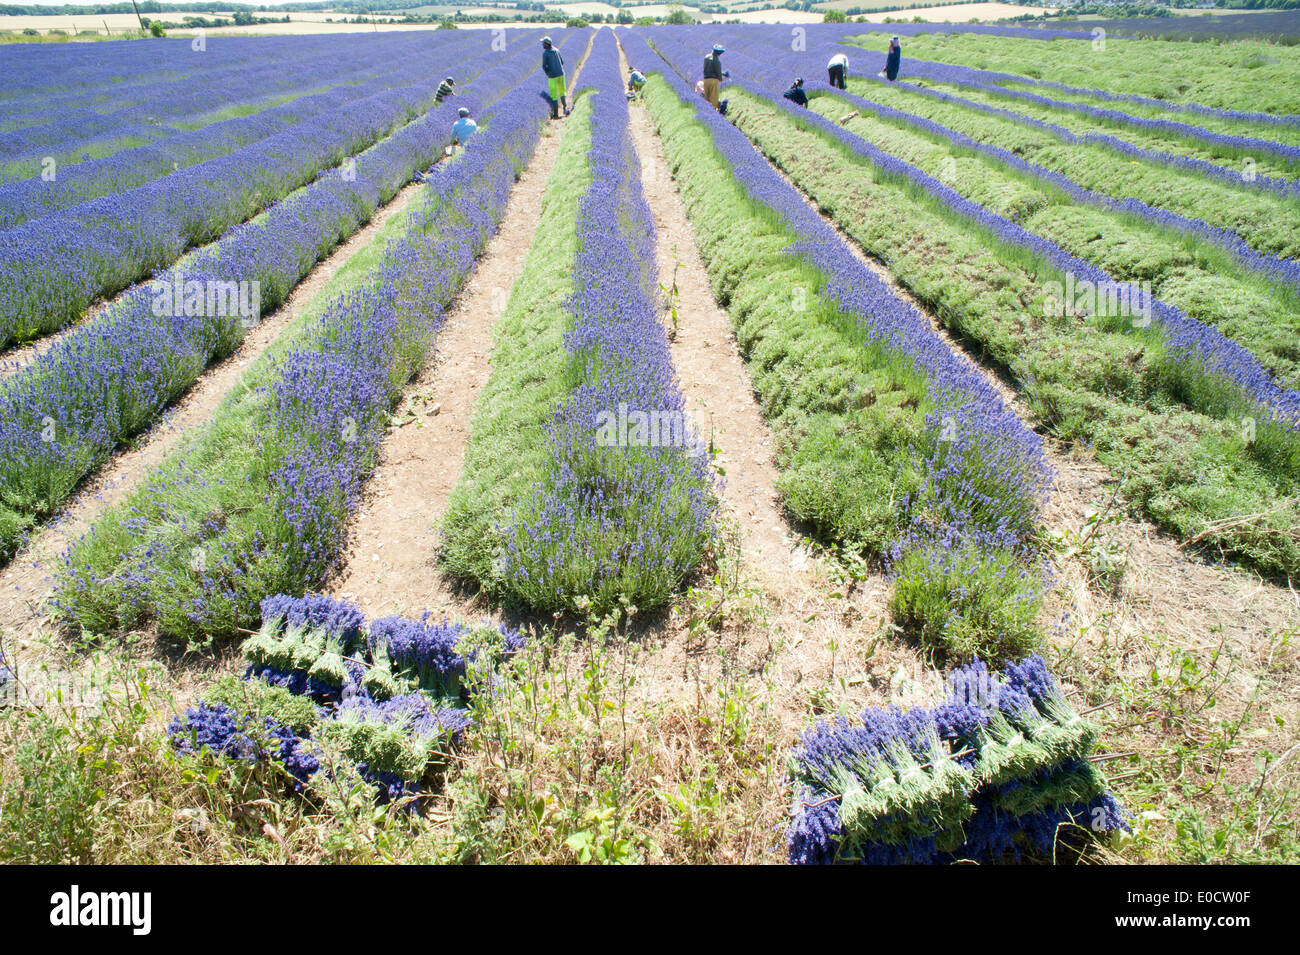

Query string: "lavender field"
[0, 18, 1296, 872]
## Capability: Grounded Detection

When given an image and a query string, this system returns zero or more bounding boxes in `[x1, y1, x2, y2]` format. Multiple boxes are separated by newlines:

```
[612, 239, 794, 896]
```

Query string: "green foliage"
[804, 93, 1300, 389]
[729, 91, 1300, 578]
[203, 674, 320, 736]
[149, 20, 165, 36]
[888, 543, 1043, 661]
[880, 30, 1300, 115]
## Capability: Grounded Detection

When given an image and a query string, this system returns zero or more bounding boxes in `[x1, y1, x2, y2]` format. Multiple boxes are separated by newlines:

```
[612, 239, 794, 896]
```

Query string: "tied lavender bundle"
[788, 655, 1129, 864]
[170, 594, 527, 807]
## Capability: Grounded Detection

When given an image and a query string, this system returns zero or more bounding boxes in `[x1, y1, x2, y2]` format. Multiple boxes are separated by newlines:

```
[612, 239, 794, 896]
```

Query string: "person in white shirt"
[827, 51, 849, 89]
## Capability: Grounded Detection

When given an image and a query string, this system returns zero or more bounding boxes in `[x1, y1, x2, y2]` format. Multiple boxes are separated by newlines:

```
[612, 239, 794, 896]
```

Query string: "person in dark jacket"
[436, 76, 455, 102]
[541, 36, 568, 119]
[884, 36, 901, 82]
[702, 43, 729, 111]
[782, 76, 808, 107]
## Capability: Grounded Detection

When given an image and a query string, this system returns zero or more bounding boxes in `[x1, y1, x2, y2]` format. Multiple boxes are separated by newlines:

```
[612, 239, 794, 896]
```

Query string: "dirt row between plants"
[0, 170, 431, 665]
[323, 122, 570, 622]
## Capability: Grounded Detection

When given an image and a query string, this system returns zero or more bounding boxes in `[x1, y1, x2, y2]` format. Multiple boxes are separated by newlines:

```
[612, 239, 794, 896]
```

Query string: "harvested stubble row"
[656, 30, 1299, 577]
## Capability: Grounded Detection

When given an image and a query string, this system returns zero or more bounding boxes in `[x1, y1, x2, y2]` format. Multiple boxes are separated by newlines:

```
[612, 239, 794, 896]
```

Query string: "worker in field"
[827, 51, 848, 89]
[782, 76, 808, 107]
[627, 66, 646, 98]
[541, 36, 568, 119]
[702, 43, 729, 112]
[451, 107, 477, 149]
[884, 36, 902, 82]
[436, 76, 455, 102]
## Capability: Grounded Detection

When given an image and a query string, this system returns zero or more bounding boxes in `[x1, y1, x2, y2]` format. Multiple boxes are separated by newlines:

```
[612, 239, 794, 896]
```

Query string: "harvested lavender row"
[55, 67, 563, 640]
[0, 38, 463, 228]
[499, 30, 718, 615]
[0, 39, 555, 564]
[898, 57, 1300, 172]
[859, 67, 1300, 203]
[668, 36, 1300, 429]
[0, 30, 501, 346]
[636, 30, 1049, 547]
[787, 655, 1129, 864]
[169, 594, 525, 806]
[716, 36, 1300, 306]
[630, 30, 1049, 657]
[903, 50, 1300, 130]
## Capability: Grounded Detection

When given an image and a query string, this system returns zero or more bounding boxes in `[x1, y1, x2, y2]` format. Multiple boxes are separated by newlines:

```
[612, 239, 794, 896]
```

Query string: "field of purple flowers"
[0, 21, 1296, 867]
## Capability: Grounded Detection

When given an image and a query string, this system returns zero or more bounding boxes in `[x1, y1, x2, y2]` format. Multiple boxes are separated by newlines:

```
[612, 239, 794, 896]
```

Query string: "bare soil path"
[0, 173, 430, 654]
[627, 96, 807, 594]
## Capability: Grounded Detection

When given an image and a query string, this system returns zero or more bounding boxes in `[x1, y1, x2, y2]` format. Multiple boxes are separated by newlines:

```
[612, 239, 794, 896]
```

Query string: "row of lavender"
[0, 33, 418, 165]
[53, 49, 574, 642]
[898, 55, 1300, 171]
[686, 29, 1300, 436]
[0, 36, 552, 564]
[628, 28, 1050, 657]
[436, 30, 716, 617]
[170, 594, 525, 806]
[0, 30, 502, 347]
[762, 42, 1300, 294]
[788, 655, 1128, 864]
[0, 36, 458, 227]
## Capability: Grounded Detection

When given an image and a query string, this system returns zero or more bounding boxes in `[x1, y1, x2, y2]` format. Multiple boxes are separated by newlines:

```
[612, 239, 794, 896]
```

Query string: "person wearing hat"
[782, 76, 808, 107]
[702, 43, 729, 111]
[541, 36, 568, 119]
[451, 106, 477, 148]
[827, 51, 848, 89]
[436, 76, 456, 103]
[884, 36, 902, 82]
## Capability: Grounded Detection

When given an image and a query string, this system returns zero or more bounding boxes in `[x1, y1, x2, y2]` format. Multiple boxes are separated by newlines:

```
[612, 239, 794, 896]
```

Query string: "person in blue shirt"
[627, 67, 646, 98]
[541, 36, 567, 119]
[451, 107, 477, 148]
